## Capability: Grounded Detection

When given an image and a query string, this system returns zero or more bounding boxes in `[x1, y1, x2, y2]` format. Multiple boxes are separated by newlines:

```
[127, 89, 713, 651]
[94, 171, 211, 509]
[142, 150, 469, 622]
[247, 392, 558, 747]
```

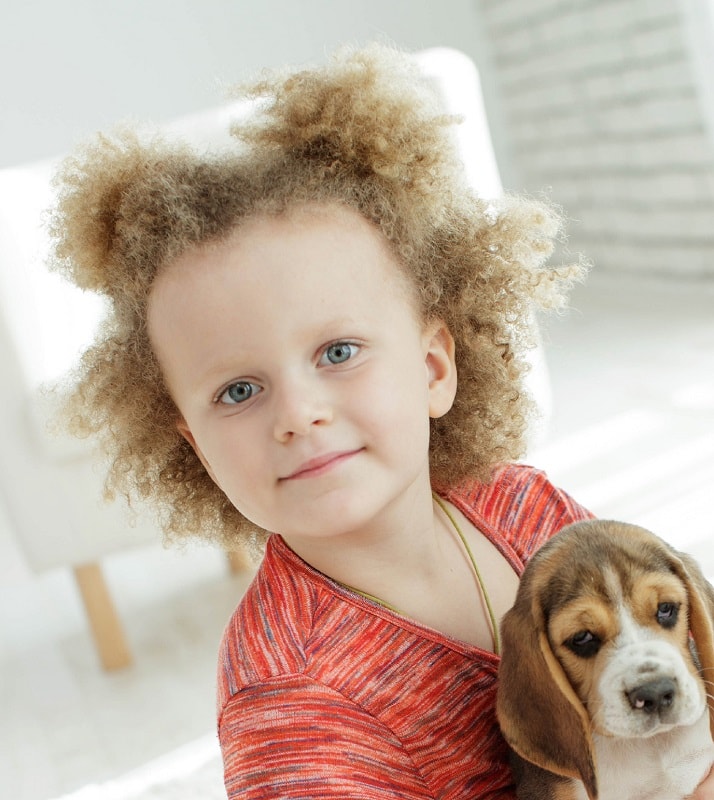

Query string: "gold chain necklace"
[335, 494, 501, 655]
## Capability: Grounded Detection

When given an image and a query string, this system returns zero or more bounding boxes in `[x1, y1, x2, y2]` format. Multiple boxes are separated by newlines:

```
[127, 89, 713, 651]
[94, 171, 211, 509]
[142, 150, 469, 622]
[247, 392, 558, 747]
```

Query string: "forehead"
[146, 202, 424, 377]
[152, 202, 418, 317]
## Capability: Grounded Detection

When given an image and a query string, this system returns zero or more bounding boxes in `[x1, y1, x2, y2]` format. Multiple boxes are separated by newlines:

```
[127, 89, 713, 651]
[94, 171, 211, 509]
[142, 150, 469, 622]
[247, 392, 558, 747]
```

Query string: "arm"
[219, 674, 431, 799]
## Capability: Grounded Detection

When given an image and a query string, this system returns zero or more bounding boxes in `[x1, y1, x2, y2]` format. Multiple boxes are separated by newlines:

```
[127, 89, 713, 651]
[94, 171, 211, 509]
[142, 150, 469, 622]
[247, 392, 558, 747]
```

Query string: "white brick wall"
[475, 0, 714, 277]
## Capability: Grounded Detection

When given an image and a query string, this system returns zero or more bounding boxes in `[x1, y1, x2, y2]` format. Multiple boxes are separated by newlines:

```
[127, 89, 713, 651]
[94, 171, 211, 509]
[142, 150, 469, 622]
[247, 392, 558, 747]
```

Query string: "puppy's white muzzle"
[594, 636, 705, 738]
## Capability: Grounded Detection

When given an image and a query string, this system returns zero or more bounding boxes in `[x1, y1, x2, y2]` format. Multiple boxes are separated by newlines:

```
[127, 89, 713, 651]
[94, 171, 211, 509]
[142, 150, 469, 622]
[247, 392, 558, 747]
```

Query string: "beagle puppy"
[496, 519, 714, 800]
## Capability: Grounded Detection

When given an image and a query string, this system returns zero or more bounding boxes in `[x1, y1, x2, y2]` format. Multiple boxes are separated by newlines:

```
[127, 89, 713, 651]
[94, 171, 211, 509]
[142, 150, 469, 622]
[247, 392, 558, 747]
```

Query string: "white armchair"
[0, 159, 164, 670]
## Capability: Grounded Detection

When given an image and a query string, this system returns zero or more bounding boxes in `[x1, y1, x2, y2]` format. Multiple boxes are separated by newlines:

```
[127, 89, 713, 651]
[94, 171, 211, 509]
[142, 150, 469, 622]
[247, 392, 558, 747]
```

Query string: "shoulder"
[216, 536, 316, 710]
[217, 534, 428, 714]
[445, 463, 594, 565]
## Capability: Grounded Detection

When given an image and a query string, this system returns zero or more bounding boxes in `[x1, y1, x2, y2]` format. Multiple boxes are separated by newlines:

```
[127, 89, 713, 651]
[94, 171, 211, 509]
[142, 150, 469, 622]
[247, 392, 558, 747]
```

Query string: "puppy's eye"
[656, 602, 679, 629]
[565, 630, 601, 658]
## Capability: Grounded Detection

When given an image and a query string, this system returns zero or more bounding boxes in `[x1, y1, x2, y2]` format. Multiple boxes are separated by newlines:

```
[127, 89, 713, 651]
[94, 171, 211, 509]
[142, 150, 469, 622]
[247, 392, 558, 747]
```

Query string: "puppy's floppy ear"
[669, 549, 714, 738]
[497, 568, 598, 800]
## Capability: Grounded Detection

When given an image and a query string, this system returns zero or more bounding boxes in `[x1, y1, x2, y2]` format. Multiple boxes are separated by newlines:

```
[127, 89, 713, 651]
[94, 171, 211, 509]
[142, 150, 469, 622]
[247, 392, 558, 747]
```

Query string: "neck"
[281, 479, 504, 652]
[280, 481, 445, 605]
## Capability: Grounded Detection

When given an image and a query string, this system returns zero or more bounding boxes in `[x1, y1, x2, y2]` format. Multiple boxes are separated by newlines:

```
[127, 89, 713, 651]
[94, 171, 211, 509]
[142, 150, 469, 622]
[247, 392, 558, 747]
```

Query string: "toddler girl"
[50, 43, 712, 800]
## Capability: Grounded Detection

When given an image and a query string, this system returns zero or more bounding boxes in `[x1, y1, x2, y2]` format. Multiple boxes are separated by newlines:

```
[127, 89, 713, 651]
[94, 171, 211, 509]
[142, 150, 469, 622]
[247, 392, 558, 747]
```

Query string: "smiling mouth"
[281, 449, 362, 481]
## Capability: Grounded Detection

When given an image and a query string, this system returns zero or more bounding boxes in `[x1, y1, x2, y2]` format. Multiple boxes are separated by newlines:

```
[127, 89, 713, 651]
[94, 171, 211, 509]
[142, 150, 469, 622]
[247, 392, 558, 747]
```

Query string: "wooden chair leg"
[73, 562, 133, 670]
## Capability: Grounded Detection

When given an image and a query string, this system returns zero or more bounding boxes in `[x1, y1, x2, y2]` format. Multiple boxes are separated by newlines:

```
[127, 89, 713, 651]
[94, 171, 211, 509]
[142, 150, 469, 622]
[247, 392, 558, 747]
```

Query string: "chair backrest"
[0, 158, 160, 572]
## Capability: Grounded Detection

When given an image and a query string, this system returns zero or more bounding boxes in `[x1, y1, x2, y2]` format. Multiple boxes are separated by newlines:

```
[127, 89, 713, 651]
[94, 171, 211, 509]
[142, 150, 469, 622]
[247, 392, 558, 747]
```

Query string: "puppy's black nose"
[627, 678, 676, 713]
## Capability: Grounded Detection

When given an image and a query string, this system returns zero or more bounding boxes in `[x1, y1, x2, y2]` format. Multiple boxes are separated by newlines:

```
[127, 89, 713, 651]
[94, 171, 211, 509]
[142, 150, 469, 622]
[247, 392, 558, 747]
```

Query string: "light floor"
[1, 271, 713, 799]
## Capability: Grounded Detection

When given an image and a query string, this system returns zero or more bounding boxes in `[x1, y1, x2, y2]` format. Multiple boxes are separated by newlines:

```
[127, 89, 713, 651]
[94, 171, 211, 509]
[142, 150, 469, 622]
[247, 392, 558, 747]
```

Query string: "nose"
[272, 376, 333, 442]
[627, 677, 676, 714]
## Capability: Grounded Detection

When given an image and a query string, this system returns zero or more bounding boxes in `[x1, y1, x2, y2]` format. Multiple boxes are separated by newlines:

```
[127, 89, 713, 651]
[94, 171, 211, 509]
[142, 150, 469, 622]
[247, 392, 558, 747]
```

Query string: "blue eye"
[321, 342, 358, 366]
[219, 381, 262, 405]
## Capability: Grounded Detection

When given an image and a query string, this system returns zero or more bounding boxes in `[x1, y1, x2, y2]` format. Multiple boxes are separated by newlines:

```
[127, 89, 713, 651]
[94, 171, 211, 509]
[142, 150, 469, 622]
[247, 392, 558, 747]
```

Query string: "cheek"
[353, 364, 431, 443]
[186, 419, 267, 491]
[365, 349, 431, 413]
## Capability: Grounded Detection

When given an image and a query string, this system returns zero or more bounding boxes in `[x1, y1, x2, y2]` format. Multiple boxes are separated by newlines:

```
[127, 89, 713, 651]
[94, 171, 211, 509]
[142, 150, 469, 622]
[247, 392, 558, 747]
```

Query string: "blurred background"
[1, 1, 713, 798]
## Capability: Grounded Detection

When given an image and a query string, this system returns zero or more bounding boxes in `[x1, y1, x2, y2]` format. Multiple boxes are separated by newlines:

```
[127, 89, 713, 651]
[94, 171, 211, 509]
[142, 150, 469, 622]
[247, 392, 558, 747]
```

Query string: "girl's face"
[148, 204, 456, 541]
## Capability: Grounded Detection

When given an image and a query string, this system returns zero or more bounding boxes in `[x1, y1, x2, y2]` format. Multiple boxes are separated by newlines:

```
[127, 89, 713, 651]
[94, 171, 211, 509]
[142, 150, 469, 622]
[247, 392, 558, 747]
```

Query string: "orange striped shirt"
[217, 464, 593, 798]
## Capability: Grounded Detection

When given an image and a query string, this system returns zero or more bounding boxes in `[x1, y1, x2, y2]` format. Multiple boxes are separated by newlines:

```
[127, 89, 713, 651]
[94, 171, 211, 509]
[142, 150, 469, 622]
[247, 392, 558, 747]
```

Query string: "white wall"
[6, 1, 714, 276]
[1, 0, 516, 179]
[476, 0, 714, 277]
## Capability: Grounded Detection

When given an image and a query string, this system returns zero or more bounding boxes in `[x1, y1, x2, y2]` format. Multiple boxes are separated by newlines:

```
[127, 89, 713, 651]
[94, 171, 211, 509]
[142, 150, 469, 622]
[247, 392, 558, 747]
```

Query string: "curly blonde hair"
[50, 44, 585, 548]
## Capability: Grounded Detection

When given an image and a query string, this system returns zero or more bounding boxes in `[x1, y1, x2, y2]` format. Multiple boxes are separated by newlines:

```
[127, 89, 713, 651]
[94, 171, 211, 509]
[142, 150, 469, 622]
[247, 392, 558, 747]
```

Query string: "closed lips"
[281, 450, 361, 480]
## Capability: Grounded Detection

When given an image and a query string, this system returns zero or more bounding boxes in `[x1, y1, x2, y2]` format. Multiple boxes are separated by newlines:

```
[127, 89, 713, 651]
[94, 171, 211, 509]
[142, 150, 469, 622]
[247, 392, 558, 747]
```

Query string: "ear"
[670, 550, 714, 739]
[497, 578, 599, 800]
[176, 418, 219, 486]
[423, 322, 457, 419]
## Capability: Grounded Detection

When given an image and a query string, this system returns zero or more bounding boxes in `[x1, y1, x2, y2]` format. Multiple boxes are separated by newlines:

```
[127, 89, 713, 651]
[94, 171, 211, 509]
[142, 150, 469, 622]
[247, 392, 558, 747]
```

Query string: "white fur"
[592, 605, 706, 738]
[572, 710, 714, 800]
[575, 604, 714, 800]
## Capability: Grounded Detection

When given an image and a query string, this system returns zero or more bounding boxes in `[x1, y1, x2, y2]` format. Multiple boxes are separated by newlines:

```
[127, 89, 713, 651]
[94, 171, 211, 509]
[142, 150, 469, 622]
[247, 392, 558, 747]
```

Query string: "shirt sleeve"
[219, 674, 432, 799]
[450, 464, 595, 570]
[508, 466, 595, 564]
